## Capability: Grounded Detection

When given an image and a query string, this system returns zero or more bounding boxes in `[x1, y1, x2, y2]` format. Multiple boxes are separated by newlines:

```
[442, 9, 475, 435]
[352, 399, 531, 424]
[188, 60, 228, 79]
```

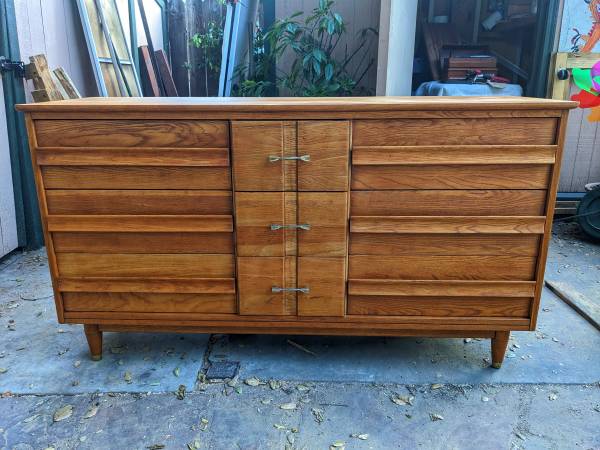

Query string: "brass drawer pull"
[270, 223, 311, 231]
[272, 286, 310, 294]
[268, 155, 311, 163]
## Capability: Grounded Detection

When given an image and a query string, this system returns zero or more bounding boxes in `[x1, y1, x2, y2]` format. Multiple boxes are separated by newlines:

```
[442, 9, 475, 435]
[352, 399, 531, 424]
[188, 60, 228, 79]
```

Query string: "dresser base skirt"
[80, 323, 511, 368]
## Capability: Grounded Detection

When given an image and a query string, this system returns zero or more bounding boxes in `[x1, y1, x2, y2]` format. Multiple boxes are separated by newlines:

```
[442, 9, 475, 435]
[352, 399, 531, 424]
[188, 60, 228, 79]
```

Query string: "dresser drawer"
[235, 192, 348, 257]
[35, 120, 229, 148]
[55, 253, 235, 278]
[350, 190, 547, 216]
[349, 255, 537, 281]
[353, 118, 557, 146]
[237, 256, 345, 316]
[42, 166, 231, 190]
[63, 292, 237, 314]
[231, 120, 349, 191]
[347, 296, 531, 318]
[45, 190, 232, 215]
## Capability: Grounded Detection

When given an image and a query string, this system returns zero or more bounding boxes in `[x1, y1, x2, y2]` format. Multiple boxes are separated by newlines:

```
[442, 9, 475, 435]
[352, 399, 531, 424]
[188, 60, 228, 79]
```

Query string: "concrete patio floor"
[0, 221, 599, 449]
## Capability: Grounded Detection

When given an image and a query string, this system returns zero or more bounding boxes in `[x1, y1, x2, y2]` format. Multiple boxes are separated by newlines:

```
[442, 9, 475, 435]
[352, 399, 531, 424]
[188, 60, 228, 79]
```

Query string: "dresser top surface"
[17, 96, 577, 113]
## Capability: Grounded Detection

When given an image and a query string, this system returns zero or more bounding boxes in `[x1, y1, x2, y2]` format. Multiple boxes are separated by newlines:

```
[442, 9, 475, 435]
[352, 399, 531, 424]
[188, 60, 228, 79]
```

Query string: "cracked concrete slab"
[0, 383, 599, 450]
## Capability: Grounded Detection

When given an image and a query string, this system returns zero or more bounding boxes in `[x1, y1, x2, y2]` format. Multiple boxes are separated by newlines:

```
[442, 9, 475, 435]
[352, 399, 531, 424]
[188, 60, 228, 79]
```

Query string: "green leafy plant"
[190, 19, 225, 96]
[234, 0, 377, 97]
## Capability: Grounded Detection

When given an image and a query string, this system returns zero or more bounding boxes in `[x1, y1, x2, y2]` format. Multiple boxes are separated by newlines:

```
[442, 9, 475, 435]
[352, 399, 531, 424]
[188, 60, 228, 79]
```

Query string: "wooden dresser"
[17, 97, 576, 367]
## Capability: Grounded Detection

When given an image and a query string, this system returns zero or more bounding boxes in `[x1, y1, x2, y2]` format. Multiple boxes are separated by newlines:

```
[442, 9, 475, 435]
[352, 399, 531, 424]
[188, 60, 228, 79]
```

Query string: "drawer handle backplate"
[270, 223, 311, 231]
[268, 155, 311, 163]
[272, 286, 310, 294]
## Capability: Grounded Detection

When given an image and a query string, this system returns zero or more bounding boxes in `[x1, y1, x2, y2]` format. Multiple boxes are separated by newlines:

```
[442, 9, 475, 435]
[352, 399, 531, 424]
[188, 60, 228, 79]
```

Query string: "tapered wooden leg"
[491, 331, 510, 369]
[84, 324, 103, 361]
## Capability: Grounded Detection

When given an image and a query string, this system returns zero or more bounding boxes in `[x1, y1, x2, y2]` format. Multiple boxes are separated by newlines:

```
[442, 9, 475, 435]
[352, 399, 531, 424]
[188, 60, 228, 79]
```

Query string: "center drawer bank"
[17, 96, 576, 367]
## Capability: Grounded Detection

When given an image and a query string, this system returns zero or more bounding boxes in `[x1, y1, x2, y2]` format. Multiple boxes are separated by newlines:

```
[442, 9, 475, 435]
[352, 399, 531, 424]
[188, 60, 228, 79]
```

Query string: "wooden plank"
[234, 192, 285, 257]
[26, 54, 64, 101]
[45, 190, 232, 215]
[154, 49, 178, 96]
[56, 253, 234, 278]
[352, 145, 557, 165]
[35, 120, 229, 148]
[36, 147, 230, 167]
[63, 292, 237, 314]
[298, 257, 346, 317]
[298, 192, 348, 257]
[42, 166, 231, 190]
[52, 68, 81, 99]
[545, 280, 600, 332]
[347, 296, 532, 318]
[47, 215, 233, 232]
[353, 118, 558, 146]
[351, 164, 552, 190]
[350, 216, 546, 234]
[349, 233, 540, 256]
[297, 120, 350, 191]
[232, 121, 286, 191]
[348, 280, 536, 297]
[58, 277, 235, 294]
[52, 232, 234, 254]
[349, 255, 537, 281]
[237, 257, 291, 316]
[139, 45, 161, 97]
[350, 190, 547, 216]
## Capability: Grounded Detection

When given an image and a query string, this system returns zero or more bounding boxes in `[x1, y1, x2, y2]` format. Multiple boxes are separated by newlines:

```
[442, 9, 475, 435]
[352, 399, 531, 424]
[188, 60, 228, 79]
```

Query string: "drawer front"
[45, 190, 232, 215]
[298, 257, 346, 316]
[297, 121, 349, 191]
[235, 192, 287, 256]
[237, 257, 296, 316]
[35, 120, 229, 148]
[347, 296, 531, 318]
[42, 166, 231, 190]
[63, 292, 236, 314]
[55, 253, 235, 278]
[350, 190, 546, 216]
[353, 118, 557, 146]
[351, 164, 552, 190]
[52, 232, 234, 254]
[349, 255, 537, 281]
[232, 121, 293, 191]
[349, 233, 540, 256]
[298, 192, 348, 256]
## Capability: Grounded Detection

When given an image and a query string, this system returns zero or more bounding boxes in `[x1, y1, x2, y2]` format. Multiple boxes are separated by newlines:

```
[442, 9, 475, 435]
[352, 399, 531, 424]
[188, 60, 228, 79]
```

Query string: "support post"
[84, 324, 103, 361]
[491, 331, 510, 369]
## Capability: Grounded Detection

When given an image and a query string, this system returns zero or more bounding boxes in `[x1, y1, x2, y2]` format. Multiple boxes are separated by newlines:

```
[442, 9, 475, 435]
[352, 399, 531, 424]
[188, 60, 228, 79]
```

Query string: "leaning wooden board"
[17, 97, 576, 367]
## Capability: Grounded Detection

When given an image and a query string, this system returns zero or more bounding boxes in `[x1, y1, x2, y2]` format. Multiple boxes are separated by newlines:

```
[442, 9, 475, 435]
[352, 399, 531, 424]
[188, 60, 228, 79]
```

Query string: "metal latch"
[0, 56, 26, 78]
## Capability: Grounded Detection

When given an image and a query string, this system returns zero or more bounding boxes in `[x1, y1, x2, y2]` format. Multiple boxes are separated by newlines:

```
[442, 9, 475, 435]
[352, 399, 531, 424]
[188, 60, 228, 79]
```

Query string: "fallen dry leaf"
[268, 379, 281, 390]
[350, 433, 369, 440]
[311, 407, 324, 424]
[53, 404, 73, 422]
[0, 368, 8, 374]
[549, 393, 558, 401]
[274, 423, 287, 430]
[431, 384, 443, 390]
[173, 367, 181, 377]
[430, 413, 444, 421]
[330, 440, 346, 449]
[176, 384, 186, 400]
[187, 440, 201, 450]
[391, 394, 414, 406]
[83, 404, 99, 419]
[124, 372, 132, 383]
[280, 402, 297, 410]
[245, 377, 261, 386]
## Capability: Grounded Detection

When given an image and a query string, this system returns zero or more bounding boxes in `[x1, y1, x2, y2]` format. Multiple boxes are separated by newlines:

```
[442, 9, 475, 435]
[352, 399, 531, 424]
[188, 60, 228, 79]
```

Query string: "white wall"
[14, 0, 98, 98]
[376, 0, 417, 96]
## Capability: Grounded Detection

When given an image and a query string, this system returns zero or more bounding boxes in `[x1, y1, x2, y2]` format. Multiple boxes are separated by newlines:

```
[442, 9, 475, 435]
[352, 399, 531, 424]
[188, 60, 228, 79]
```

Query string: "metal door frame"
[0, 0, 43, 249]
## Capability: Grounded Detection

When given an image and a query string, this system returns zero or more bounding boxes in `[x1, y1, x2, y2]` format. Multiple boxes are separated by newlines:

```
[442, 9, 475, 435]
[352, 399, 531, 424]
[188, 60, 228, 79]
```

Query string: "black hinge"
[0, 56, 25, 78]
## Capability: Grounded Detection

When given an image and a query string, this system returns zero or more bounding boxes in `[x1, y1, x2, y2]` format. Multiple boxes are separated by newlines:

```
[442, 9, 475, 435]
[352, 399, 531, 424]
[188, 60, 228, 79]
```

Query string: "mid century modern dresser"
[17, 97, 576, 367]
